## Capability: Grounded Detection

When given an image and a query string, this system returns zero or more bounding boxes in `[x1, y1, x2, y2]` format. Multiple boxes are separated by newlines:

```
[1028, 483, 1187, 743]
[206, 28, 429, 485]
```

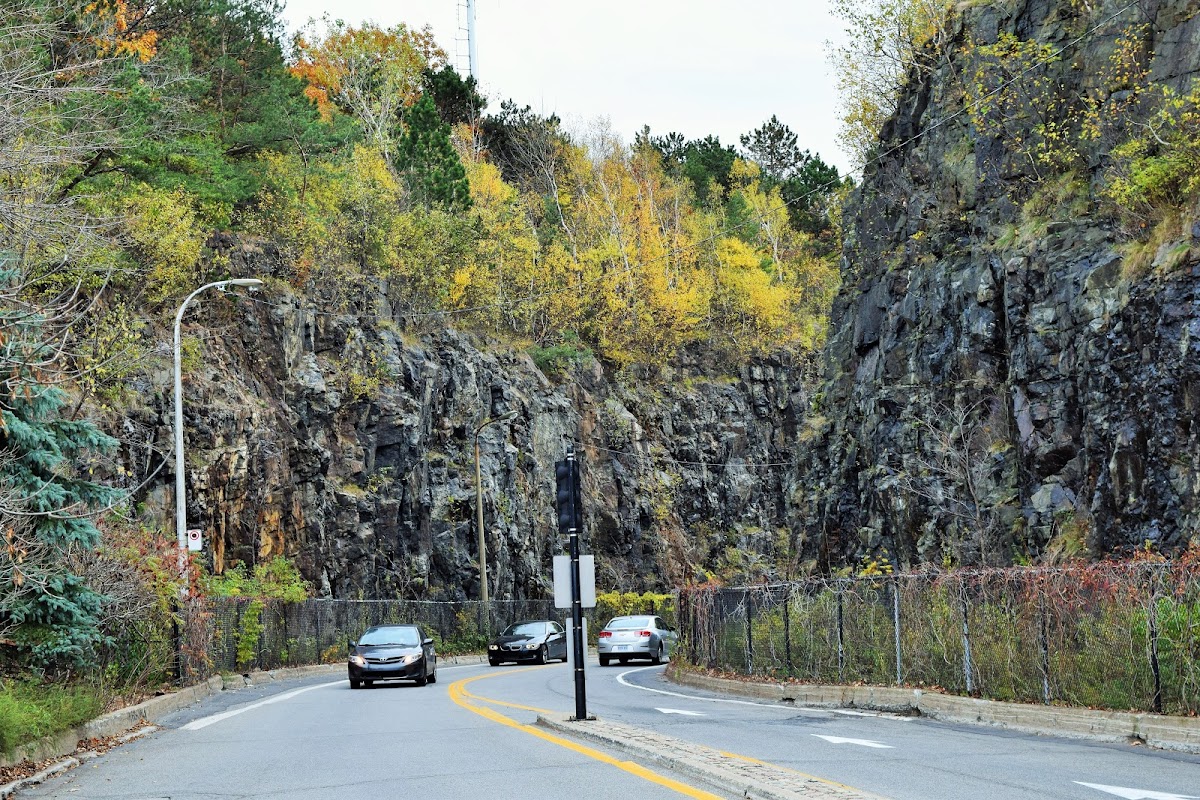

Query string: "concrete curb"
[537, 714, 888, 800]
[671, 671, 1200, 754]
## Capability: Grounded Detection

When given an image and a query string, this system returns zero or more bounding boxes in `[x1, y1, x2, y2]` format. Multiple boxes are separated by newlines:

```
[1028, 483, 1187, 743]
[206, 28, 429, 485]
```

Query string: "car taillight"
[598, 631, 612, 638]
[638, 630, 652, 637]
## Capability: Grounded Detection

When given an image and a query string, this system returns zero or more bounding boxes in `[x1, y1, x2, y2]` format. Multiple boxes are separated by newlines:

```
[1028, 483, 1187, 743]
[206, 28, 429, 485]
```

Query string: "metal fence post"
[892, 577, 902, 686]
[960, 581, 974, 696]
[745, 589, 755, 675]
[1038, 590, 1052, 705]
[1148, 570, 1163, 714]
[784, 586, 794, 674]
[836, 581, 845, 684]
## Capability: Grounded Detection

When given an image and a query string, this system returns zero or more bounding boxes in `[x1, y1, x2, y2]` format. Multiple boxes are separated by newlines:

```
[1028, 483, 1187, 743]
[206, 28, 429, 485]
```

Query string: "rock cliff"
[129, 237, 806, 598]
[797, 0, 1200, 567]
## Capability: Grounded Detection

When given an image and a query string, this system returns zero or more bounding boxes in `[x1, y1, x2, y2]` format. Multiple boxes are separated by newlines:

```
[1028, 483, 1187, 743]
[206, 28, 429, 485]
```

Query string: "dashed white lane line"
[614, 665, 912, 720]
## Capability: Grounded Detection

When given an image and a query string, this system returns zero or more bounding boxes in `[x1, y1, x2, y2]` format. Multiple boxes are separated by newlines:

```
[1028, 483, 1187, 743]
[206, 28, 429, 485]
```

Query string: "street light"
[474, 410, 518, 624]
[173, 278, 263, 594]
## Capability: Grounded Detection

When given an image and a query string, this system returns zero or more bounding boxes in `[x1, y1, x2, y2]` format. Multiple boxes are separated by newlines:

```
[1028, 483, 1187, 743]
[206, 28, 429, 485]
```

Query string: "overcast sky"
[281, 1, 851, 174]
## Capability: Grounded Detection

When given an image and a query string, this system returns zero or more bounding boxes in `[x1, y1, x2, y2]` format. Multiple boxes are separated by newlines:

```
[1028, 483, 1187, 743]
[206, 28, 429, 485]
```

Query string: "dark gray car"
[347, 624, 437, 688]
[597, 615, 677, 666]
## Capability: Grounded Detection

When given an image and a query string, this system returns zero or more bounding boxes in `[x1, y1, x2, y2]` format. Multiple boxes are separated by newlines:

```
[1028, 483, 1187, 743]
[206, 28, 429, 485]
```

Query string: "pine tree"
[395, 94, 472, 212]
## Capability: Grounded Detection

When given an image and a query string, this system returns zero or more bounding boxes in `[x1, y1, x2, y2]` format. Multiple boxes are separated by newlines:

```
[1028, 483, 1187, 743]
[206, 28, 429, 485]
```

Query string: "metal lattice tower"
[454, 0, 478, 80]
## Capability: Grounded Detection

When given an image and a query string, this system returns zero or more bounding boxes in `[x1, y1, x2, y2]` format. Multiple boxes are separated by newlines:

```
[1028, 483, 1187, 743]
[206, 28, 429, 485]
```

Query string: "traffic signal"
[555, 457, 579, 534]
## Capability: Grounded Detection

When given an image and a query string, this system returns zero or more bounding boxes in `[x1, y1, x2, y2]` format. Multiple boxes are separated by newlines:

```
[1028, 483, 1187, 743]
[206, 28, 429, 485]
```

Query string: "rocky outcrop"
[797, 0, 1200, 567]
[128, 238, 805, 599]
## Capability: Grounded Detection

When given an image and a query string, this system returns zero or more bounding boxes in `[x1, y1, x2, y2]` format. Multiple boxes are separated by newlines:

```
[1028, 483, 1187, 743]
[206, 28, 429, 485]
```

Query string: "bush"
[0, 679, 105, 755]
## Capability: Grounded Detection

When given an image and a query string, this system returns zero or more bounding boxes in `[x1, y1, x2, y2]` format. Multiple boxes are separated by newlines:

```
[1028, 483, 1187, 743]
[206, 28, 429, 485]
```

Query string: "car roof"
[366, 623, 419, 631]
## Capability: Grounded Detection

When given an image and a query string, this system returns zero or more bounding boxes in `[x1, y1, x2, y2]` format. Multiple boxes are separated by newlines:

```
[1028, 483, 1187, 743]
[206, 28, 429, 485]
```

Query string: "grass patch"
[0, 679, 106, 755]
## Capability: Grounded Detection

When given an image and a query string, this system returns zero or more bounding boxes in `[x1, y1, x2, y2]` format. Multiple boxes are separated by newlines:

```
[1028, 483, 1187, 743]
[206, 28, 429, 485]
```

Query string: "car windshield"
[358, 627, 420, 646]
[502, 621, 546, 636]
[607, 617, 654, 630]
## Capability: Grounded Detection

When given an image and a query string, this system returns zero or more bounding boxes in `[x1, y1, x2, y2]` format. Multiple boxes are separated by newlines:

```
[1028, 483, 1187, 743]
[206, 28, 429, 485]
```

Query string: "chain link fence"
[678, 561, 1200, 715]
[174, 594, 678, 679]
[178, 598, 562, 678]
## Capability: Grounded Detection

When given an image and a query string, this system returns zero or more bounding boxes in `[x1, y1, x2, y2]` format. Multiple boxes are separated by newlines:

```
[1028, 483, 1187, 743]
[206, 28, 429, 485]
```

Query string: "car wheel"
[415, 672, 428, 687]
[599, 655, 611, 667]
[488, 657, 500, 667]
[618, 657, 628, 664]
[428, 667, 437, 684]
[350, 679, 362, 690]
[537, 645, 548, 665]
[561, 649, 569, 663]
[651, 643, 664, 665]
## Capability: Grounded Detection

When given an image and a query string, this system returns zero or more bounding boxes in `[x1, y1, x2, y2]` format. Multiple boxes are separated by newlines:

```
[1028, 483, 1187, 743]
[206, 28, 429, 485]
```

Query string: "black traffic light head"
[555, 457, 578, 533]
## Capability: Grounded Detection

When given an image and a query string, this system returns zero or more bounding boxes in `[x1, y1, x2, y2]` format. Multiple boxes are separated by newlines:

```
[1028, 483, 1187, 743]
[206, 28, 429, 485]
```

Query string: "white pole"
[173, 278, 263, 595]
[467, 0, 478, 80]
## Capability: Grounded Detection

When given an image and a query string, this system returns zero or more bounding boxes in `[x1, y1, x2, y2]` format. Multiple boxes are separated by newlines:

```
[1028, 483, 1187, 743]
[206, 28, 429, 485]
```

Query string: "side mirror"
[348, 639, 357, 650]
[422, 638, 434, 647]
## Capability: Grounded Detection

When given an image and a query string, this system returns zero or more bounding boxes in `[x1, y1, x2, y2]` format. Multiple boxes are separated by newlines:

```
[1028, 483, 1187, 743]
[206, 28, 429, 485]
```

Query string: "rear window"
[607, 617, 653, 629]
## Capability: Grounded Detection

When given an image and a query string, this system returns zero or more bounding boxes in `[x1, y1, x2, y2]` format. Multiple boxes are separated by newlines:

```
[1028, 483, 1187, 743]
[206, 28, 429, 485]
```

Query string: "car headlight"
[401, 654, 421, 665]
[488, 644, 499, 650]
[349, 655, 366, 666]
[525, 642, 539, 650]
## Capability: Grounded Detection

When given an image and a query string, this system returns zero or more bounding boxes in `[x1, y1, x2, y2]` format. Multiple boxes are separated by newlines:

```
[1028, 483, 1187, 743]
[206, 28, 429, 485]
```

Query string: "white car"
[597, 615, 677, 666]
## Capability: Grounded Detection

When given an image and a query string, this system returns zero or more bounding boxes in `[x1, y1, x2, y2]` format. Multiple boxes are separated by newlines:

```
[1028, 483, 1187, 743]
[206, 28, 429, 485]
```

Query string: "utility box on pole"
[555, 445, 591, 721]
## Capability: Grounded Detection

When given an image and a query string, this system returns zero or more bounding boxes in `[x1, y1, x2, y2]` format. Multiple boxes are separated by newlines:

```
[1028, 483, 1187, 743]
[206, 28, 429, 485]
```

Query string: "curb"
[537, 714, 887, 800]
[0, 653, 490, 797]
[670, 671, 1200, 754]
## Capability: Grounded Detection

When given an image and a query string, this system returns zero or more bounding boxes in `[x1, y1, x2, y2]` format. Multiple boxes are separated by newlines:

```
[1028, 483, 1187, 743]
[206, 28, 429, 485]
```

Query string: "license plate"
[615, 645, 628, 651]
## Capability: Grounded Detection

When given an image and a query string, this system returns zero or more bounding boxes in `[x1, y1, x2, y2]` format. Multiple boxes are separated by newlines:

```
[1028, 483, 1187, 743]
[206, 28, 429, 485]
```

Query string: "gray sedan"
[597, 615, 677, 666]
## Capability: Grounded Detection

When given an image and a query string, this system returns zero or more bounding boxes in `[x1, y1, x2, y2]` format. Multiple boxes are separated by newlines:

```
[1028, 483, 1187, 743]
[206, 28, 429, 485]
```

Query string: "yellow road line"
[455, 665, 557, 714]
[448, 672, 724, 800]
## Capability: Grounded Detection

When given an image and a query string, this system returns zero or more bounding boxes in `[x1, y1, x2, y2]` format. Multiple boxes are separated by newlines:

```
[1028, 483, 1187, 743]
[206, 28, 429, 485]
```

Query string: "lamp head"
[228, 278, 264, 290]
[497, 410, 519, 422]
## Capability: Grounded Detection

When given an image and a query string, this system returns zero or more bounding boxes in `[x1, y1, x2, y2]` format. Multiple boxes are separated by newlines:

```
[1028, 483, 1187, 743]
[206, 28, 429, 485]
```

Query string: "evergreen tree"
[395, 94, 471, 212]
[0, 286, 119, 670]
[741, 116, 843, 237]
[422, 65, 485, 126]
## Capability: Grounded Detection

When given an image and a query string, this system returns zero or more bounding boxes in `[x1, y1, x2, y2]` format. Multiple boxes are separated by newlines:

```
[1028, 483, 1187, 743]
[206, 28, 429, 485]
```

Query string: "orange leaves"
[289, 18, 446, 152]
[83, 1, 158, 63]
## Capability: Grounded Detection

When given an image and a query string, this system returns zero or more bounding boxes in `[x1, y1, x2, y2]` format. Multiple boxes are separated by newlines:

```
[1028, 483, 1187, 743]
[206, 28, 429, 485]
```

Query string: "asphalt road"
[16, 657, 1200, 799]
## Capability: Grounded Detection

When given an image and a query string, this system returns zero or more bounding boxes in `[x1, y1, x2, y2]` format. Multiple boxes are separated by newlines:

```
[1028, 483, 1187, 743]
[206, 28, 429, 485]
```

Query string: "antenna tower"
[454, 0, 478, 80]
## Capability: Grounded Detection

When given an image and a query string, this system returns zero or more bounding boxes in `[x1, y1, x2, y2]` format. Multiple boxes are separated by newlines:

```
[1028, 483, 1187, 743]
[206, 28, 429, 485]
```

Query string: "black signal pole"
[555, 443, 587, 721]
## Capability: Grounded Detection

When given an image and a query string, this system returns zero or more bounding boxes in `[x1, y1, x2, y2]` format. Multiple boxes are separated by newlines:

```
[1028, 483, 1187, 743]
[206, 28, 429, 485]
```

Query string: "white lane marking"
[812, 735, 893, 749]
[1075, 782, 1199, 799]
[655, 707, 705, 716]
[614, 667, 822, 715]
[182, 681, 342, 730]
[614, 666, 911, 720]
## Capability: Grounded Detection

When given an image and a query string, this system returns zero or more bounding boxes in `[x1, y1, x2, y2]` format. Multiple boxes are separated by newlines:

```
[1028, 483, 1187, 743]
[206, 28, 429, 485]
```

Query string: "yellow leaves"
[123, 186, 205, 303]
[290, 17, 446, 156]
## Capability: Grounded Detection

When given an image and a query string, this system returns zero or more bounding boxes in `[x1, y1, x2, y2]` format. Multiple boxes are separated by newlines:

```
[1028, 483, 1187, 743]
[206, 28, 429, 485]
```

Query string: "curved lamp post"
[174, 278, 263, 593]
[474, 410, 518, 626]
